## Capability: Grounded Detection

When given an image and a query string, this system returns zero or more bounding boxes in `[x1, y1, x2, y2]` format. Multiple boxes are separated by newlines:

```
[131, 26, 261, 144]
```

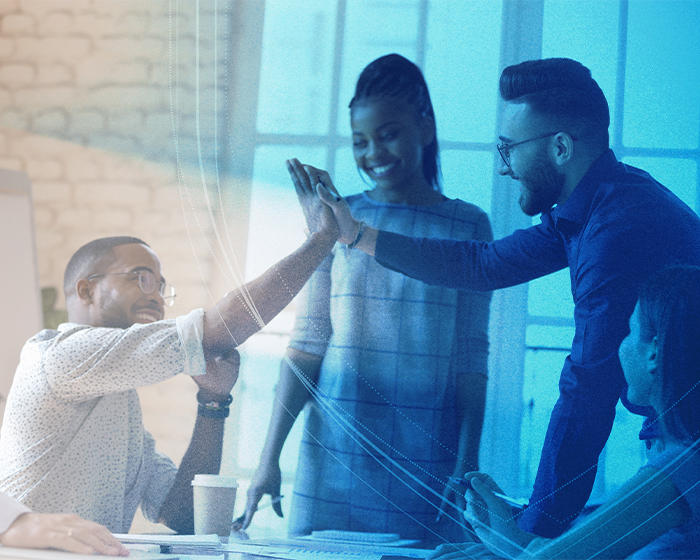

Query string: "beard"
[517, 153, 566, 216]
[97, 291, 133, 329]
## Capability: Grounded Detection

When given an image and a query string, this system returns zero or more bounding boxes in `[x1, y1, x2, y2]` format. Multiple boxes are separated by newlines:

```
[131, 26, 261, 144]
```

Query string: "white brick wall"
[0, 0, 247, 531]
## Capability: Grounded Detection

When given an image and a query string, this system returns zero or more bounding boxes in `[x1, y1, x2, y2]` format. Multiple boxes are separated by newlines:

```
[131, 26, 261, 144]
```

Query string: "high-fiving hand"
[286, 159, 359, 244]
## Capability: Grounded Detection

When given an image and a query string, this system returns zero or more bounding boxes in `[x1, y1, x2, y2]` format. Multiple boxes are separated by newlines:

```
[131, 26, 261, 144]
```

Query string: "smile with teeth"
[134, 309, 161, 322]
[370, 162, 399, 177]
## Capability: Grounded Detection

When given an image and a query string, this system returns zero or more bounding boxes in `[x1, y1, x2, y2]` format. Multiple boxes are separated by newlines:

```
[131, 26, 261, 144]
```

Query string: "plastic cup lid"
[191, 474, 238, 487]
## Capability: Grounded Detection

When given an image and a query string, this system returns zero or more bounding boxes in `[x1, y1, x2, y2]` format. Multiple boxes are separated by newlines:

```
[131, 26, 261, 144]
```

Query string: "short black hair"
[63, 236, 148, 297]
[500, 58, 610, 148]
[349, 53, 442, 191]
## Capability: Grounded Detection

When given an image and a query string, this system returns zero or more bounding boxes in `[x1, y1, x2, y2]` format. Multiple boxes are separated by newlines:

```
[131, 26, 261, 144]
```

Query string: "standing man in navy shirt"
[287, 57, 700, 538]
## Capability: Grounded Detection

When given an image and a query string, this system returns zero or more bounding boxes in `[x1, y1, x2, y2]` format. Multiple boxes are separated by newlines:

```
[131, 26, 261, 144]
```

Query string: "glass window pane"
[622, 157, 698, 212]
[598, 402, 646, 497]
[520, 346, 646, 499]
[247, 144, 327, 279]
[247, 145, 326, 334]
[424, 0, 503, 143]
[257, 0, 337, 134]
[527, 268, 574, 318]
[233, 333, 307, 473]
[624, 0, 700, 149]
[334, 146, 367, 197]
[441, 150, 493, 213]
[542, 0, 620, 143]
[526, 325, 575, 350]
[338, 0, 421, 134]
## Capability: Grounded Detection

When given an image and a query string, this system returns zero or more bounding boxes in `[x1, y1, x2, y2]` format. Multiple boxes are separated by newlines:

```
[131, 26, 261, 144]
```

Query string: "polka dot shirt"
[0, 308, 206, 533]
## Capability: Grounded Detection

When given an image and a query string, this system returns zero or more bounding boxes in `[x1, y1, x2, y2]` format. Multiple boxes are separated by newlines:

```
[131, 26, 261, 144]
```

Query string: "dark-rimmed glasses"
[87, 270, 176, 306]
[497, 131, 560, 168]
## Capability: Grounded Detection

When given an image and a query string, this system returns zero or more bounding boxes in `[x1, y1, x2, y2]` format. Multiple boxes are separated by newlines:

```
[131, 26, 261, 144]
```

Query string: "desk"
[0, 544, 428, 560]
[114, 532, 432, 560]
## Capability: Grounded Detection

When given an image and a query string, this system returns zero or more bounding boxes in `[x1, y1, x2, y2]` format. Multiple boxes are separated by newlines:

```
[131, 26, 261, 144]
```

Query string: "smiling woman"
[241, 54, 493, 545]
[350, 97, 434, 203]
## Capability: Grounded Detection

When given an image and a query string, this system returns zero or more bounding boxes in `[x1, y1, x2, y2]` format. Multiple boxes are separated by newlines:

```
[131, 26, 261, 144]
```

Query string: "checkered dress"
[287, 192, 492, 544]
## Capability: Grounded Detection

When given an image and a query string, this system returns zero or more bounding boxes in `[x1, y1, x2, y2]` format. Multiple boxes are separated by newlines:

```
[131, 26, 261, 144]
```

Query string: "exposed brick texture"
[0, 1, 245, 532]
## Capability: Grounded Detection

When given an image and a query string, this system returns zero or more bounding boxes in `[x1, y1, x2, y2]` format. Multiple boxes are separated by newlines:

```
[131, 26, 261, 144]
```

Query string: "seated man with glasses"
[0, 186, 337, 535]
[292, 57, 700, 541]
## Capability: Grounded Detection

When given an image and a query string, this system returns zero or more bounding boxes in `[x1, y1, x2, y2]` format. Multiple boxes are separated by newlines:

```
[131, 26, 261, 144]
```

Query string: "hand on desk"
[0, 512, 129, 556]
[234, 461, 284, 531]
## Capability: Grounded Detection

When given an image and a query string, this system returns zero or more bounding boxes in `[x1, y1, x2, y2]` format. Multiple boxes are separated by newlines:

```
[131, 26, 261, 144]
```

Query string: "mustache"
[134, 303, 163, 314]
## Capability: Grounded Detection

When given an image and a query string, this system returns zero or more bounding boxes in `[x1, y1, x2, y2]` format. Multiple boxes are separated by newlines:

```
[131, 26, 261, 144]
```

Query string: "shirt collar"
[550, 149, 619, 230]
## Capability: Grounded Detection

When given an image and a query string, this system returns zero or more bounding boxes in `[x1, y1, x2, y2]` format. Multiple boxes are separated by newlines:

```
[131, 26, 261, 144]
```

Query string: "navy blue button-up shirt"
[375, 150, 700, 536]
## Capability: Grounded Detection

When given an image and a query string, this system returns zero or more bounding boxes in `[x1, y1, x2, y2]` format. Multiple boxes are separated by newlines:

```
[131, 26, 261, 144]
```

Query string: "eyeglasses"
[497, 131, 560, 168]
[87, 270, 176, 306]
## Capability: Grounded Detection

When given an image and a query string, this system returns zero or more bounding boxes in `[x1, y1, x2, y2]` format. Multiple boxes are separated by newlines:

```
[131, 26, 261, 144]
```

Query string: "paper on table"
[112, 532, 220, 547]
[222, 540, 386, 560]
[240, 537, 432, 559]
[297, 534, 419, 547]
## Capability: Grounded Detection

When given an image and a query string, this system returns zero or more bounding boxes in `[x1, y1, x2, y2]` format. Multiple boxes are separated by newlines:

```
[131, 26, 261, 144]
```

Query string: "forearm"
[203, 231, 336, 354]
[260, 349, 322, 464]
[159, 412, 226, 533]
[374, 231, 494, 290]
[454, 372, 487, 473]
[372, 226, 568, 292]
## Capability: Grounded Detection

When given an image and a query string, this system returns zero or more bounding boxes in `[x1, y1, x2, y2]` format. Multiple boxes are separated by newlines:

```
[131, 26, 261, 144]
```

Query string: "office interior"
[0, 0, 698, 535]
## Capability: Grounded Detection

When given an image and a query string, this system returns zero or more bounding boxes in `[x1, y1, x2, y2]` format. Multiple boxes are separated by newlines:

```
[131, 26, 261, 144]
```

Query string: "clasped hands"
[193, 349, 240, 400]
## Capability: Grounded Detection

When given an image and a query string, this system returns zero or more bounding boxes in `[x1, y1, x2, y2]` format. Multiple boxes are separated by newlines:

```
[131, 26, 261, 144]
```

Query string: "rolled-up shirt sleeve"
[45, 308, 206, 401]
[175, 308, 206, 377]
[0, 493, 31, 534]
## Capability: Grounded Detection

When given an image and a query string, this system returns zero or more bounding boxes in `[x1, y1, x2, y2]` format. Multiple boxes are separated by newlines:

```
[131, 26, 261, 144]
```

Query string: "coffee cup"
[191, 474, 238, 536]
